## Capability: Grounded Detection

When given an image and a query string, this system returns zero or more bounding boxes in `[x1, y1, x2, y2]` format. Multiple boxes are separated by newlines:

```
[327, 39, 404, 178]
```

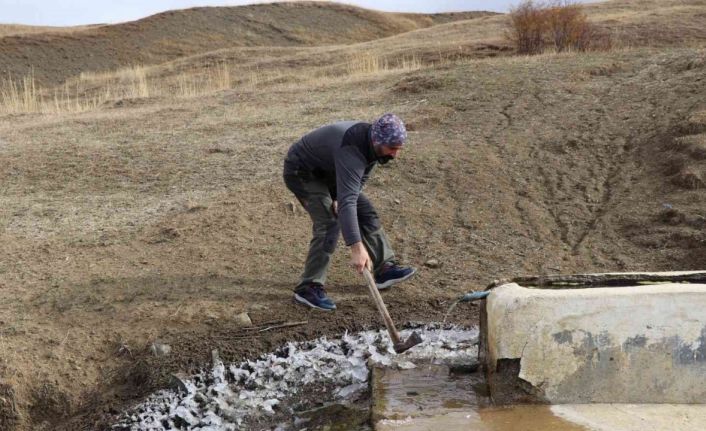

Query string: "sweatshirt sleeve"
[335, 145, 368, 246]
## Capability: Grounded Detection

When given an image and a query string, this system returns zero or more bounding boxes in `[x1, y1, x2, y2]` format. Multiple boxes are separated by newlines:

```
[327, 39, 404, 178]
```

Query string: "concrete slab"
[377, 404, 706, 430]
[552, 404, 706, 431]
[375, 408, 588, 431]
[482, 279, 706, 404]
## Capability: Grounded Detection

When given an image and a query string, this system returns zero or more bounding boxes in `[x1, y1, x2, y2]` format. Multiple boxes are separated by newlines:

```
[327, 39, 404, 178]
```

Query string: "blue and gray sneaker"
[375, 262, 417, 290]
[294, 283, 337, 311]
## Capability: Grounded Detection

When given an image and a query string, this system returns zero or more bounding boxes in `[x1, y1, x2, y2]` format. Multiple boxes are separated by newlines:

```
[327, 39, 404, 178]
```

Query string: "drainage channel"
[112, 324, 479, 430]
[115, 324, 651, 431]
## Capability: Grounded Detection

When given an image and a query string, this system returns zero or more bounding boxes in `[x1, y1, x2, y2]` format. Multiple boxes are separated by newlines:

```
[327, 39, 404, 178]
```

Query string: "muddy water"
[478, 406, 588, 431]
[377, 407, 588, 431]
[372, 365, 481, 419]
[374, 365, 588, 431]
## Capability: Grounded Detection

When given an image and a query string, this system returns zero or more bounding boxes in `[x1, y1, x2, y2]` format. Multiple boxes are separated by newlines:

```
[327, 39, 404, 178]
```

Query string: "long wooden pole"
[363, 268, 401, 346]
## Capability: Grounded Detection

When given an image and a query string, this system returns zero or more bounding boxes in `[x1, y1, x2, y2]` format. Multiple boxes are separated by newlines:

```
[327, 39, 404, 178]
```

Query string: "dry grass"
[0, 62, 234, 114]
[345, 52, 422, 75]
[0, 73, 40, 113]
[0, 52, 429, 114]
[0, 23, 97, 37]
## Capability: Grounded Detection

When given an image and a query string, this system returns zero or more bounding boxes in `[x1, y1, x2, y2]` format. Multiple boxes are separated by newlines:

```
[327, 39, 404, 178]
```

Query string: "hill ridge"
[0, 1, 493, 86]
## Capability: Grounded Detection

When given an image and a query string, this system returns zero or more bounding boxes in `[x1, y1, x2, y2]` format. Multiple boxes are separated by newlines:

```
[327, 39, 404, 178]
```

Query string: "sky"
[1, 0, 599, 26]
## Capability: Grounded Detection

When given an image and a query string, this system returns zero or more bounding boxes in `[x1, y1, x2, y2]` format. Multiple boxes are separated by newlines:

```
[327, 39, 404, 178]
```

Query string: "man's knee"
[313, 221, 340, 253]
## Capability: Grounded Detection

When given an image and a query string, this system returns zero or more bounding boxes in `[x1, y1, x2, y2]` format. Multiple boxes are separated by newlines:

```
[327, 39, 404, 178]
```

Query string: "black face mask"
[378, 155, 394, 165]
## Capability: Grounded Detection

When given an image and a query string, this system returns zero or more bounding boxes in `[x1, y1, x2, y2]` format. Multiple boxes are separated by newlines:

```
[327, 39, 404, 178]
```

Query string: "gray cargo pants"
[283, 172, 395, 288]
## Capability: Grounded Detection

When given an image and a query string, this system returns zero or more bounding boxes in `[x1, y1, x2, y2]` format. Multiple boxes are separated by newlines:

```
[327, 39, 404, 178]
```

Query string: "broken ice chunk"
[261, 398, 280, 414]
[336, 383, 367, 399]
[396, 361, 417, 370]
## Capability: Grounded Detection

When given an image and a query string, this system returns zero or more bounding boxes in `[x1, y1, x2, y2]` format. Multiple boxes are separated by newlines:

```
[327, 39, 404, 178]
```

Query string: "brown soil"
[0, 1, 705, 430]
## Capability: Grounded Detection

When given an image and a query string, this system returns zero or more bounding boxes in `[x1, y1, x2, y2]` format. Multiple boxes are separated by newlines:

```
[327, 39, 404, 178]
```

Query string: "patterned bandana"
[371, 113, 407, 147]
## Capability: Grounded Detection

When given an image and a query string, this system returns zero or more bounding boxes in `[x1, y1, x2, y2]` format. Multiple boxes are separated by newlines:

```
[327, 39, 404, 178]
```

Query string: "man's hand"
[331, 200, 338, 218]
[350, 242, 372, 274]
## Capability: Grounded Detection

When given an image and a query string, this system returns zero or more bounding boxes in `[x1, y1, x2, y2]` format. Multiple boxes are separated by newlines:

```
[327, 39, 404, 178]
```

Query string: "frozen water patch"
[113, 324, 478, 431]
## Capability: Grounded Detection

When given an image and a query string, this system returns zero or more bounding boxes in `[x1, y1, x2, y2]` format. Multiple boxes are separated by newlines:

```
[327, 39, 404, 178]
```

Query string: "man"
[283, 113, 416, 311]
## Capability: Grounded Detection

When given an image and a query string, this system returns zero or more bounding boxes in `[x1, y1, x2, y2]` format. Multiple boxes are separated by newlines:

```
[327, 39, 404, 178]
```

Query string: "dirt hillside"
[0, 2, 491, 87]
[0, 1, 704, 430]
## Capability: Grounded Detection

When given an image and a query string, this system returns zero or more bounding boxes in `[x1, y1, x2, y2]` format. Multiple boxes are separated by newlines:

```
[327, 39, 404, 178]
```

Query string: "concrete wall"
[482, 276, 706, 404]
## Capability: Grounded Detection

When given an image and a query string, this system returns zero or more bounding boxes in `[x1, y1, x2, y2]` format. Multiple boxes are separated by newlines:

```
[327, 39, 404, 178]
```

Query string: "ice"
[349, 363, 368, 382]
[396, 360, 417, 370]
[113, 325, 477, 430]
[174, 406, 199, 426]
[336, 382, 367, 399]
[261, 398, 280, 414]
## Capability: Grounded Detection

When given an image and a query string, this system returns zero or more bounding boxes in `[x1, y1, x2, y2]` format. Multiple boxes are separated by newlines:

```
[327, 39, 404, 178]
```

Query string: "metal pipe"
[458, 291, 490, 302]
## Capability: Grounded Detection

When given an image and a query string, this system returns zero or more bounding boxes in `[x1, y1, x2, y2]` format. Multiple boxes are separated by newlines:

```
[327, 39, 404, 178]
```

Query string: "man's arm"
[349, 241, 371, 273]
[334, 146, 372, 273]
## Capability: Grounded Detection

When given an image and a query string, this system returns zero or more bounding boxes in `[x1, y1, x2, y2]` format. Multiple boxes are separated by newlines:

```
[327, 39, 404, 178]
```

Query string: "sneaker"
[375, 263, 416, 290]
[294, 283, 337, 311]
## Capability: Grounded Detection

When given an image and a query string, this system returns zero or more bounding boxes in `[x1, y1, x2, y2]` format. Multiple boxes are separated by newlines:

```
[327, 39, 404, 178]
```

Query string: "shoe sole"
[294, 294, 336, 311]
[377, 268, 417, 290]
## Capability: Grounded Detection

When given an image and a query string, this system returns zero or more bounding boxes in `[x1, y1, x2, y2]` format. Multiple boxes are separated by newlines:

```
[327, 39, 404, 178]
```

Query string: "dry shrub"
[546, 2, 594, 52]
[508, 1, 608, 55]
[508, 1, 547, 55]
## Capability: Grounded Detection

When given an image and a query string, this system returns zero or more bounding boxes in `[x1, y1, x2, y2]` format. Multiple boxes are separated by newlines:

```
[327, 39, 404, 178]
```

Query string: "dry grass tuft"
[676, 111, 706, 136]
[0, 72, 40, 114]
[672, 167, 705, 190]
[672, 135, 706, 160]
[0, 383, 19, 431]
[392, 75, 444, 93]
[346, 52, 422, 75]
[0, 61, 237, 114]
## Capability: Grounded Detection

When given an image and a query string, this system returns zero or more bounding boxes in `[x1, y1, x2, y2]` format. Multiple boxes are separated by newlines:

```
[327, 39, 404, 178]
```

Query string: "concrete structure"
[480, 271, 706, 404]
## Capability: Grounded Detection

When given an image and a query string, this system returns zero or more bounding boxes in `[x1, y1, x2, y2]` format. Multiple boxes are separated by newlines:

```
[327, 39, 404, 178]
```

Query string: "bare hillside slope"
[67, 0, 704, 102]
[0, 2, 490, 86]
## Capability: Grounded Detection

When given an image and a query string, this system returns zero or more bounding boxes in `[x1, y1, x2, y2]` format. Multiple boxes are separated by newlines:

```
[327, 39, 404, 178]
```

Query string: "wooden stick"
[257, 321, 308, 333]
[363, 268, 401, 346]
